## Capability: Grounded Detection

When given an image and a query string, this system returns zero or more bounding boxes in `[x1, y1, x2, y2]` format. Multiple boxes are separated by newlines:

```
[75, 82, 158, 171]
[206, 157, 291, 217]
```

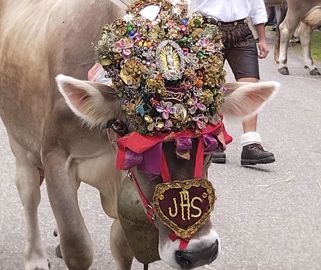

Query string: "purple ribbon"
[123, 134, 218, 175]
[138, 143, 162, 175]
[203, 134, 218, 153]
[123, 149, 143, 170]
[176, 137, 193, 151]
[124, 143, 162, 175]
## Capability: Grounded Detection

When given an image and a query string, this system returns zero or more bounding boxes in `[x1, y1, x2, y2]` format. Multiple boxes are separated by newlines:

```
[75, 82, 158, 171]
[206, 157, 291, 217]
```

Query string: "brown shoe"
[241, 143, 275, 165]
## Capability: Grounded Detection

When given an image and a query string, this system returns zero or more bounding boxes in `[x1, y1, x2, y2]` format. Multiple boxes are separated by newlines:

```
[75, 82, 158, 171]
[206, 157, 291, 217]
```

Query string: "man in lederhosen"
[189, 0, 275, 166]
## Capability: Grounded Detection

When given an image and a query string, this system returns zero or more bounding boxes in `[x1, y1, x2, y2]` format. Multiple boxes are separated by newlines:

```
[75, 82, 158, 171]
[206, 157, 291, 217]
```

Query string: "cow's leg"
[110, 219, 134, 270]
[44, 151, 93, 270]
[277, 15, 301, 75]
[8, 137, 49, 270]
[299, 23, 320, 75]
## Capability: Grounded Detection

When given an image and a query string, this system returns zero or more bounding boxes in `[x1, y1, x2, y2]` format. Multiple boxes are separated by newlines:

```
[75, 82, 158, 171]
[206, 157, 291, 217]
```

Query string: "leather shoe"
[212, 149, 226, 164]
[241, 143, 275, 165]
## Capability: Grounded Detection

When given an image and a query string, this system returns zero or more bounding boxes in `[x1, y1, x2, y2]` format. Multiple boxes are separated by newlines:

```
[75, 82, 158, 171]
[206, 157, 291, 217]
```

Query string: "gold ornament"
[173, 104, 188, 122]
[159, 45, 181, 72]
[144, 115, 153, 123]
[156, 40, 185, 81]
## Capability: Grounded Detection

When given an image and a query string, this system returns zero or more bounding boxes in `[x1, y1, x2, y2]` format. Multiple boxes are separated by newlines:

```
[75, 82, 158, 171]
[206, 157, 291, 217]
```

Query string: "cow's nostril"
[210, 239, 219, 261]
[175, 240, 219, 268]
[175, 250, 193, 269]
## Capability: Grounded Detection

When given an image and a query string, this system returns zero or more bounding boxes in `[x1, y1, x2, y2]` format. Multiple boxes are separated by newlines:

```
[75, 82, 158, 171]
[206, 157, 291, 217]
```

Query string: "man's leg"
[212, 21, 275, 165]
[238, 77, 275, 165]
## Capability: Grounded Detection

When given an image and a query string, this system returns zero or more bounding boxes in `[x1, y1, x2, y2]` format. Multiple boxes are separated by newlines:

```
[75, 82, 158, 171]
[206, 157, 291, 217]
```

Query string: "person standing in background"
[189, 0, 275, 165]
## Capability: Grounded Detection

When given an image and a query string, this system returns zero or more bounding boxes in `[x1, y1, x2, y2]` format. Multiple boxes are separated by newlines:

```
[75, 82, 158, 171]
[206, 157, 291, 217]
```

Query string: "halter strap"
[129, 168, 191, 249]
[129, 170, 156, 224]
[194, 138, 204, 179]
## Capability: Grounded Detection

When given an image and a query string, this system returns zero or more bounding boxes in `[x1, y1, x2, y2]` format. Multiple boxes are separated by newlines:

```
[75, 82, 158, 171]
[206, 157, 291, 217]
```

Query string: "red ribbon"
[116, 122, 231, 171]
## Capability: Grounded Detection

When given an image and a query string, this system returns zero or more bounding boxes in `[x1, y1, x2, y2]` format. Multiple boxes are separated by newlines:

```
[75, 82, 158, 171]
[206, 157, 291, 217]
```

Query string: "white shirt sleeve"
[249, 0, 268, 25]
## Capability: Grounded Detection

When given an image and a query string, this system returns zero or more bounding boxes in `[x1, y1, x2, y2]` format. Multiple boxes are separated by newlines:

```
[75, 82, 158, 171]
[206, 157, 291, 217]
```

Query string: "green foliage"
[311, 31, 321, 63]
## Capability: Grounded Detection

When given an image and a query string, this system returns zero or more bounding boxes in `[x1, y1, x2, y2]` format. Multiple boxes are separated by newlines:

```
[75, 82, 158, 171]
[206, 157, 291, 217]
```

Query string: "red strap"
[169, 232, 190, 250]
[161, 150, 171, 182]
[130, 170, 155, 224]
[116, 144, 127, 170]
[179, 239, 190, 250]
[194, 138, 204, 179]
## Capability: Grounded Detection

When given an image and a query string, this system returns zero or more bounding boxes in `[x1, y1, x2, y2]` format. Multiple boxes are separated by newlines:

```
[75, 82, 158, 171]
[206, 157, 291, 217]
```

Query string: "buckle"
[204, 16, 218, 25]
[105, 119, 128, 136]
[127, 170, 133, 181]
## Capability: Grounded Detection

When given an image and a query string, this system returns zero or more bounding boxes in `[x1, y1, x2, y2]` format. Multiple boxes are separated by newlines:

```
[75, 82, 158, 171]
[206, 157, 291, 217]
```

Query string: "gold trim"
[152, 179, 216, 239]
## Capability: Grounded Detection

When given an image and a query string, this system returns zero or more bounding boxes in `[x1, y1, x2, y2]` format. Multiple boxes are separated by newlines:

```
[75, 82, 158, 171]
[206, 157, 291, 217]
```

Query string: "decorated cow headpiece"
[94, 0, 229, 245]
[95, 0, 226, 135]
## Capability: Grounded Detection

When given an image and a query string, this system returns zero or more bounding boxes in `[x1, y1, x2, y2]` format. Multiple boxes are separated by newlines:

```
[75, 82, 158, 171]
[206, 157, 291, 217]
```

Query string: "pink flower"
[115, 38, 133, 58]
[188, 97, 206, 114]
[192, 114, 209, 129]
[199, 38, 217, 53]
[156, 101, 175, 120]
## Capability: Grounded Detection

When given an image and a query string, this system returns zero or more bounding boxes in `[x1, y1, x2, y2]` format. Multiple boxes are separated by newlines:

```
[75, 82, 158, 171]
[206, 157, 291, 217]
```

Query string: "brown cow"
[274, 0, 321, 75]
[0, 0, 280, 269]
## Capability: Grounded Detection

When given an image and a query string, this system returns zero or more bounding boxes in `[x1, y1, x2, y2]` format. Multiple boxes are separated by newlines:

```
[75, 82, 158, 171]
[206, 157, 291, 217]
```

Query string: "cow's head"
[56, 74, 279, 269]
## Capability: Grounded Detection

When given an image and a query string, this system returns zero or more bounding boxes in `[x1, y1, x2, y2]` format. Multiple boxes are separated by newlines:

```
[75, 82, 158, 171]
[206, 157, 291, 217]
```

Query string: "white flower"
[172, 6, 182, 16]
[123, 13, 135, 22]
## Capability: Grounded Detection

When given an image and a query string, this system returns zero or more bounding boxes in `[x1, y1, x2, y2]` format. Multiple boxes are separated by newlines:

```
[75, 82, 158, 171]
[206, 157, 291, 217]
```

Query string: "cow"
[0, 0, 280, 269]
[274, 0, 321, 75]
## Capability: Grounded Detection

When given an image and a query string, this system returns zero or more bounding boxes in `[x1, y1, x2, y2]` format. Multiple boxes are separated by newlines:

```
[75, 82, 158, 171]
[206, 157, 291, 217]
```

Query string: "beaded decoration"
[95, 0, 226, 135]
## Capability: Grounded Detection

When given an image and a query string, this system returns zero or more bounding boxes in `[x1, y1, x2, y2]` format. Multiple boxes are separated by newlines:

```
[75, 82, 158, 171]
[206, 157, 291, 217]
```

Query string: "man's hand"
[258, 41, 269, 59]
[254, 23, 269, 59]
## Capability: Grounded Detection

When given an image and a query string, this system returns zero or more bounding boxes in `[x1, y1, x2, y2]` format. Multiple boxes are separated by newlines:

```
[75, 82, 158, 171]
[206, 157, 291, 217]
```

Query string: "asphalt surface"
[1, 33, 321, 270]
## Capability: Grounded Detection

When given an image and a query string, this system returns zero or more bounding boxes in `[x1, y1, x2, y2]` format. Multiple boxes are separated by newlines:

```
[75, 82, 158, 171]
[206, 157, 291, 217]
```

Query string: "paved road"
[1, 34, 321, 270]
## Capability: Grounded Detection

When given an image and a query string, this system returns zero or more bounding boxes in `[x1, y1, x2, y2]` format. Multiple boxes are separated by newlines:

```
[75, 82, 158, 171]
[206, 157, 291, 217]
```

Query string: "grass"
[292, 30, 321, 63]
[311, 31, 321, 62]
[266, 27, 321, 63]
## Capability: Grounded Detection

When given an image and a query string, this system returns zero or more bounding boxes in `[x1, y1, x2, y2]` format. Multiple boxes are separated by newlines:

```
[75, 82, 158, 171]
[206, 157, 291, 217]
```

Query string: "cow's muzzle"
[175, 239, 219, 269]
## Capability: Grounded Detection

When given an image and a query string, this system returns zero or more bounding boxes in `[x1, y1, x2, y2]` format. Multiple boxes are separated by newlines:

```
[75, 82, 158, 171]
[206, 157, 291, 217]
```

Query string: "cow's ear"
[222, 81, 280, 118]
[56, 74, 121, 127]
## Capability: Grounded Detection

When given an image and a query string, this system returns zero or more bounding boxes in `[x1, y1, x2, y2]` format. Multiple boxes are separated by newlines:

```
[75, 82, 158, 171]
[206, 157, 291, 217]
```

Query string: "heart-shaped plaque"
[153, 179, 216, 239]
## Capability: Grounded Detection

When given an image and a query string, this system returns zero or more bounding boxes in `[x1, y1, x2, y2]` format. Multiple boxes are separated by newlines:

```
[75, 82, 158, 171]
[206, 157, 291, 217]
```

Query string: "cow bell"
[117, 177, 160, 264]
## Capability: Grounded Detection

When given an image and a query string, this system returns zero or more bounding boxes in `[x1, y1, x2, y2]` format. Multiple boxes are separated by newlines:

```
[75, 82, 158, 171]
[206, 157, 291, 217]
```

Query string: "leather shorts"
[204, 17, 260, 80]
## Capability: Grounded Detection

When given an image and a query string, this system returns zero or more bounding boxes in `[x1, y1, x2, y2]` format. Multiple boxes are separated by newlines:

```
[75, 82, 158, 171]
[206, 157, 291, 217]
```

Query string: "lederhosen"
[204, 17, 260, 80]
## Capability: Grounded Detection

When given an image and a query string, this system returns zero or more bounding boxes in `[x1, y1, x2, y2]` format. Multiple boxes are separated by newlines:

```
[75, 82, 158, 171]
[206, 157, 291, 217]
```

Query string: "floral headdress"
[95, 0, 226, 135]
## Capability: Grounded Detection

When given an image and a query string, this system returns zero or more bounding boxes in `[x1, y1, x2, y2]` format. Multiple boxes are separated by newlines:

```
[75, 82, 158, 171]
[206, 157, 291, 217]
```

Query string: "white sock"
[241, 132, 262, 147]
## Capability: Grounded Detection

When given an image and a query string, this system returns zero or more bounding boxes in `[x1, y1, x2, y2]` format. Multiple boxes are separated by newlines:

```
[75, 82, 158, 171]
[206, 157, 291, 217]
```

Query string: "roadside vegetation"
[288, 30, 321, 63]
[310, 31, 321, 62]
[267, 27, 321, 63]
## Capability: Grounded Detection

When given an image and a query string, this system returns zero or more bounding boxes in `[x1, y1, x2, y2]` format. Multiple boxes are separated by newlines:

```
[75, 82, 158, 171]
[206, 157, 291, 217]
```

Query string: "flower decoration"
[193, 114, 209, 130]
[95, 0, 226, 135]
[115, 38, 133, 58]
[123, 13, 135, 23]
[188, 97, 206, 114]
[156, 101, 175, 120]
